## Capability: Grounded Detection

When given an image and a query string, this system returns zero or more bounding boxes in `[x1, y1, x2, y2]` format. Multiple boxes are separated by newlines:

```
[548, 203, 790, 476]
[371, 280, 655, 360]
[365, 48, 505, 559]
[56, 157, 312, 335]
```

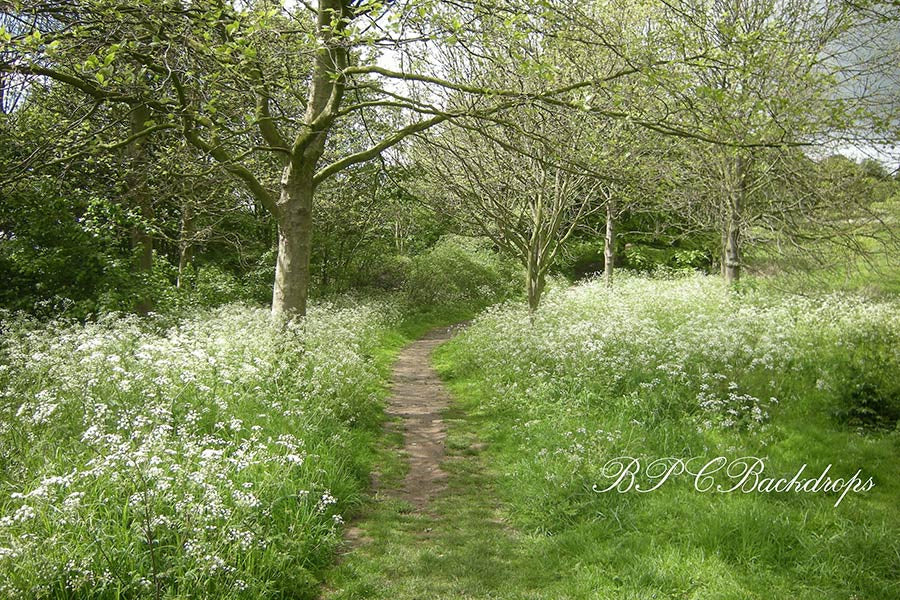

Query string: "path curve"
[383, 325, 459, 510]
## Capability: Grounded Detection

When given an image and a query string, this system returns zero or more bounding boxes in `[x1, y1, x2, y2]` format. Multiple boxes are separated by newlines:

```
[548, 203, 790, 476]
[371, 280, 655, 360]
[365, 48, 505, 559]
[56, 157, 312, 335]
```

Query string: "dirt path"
[381, 325, 459, 510]
[323, 323, 539, 599]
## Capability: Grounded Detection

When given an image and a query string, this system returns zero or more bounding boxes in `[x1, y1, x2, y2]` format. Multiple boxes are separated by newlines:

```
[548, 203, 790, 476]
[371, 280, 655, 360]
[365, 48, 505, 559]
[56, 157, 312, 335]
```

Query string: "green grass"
[430, 375, 899, 599]
[748, 225, 900, 297]
[0, 303, 405, 598]
[325, 274, 899, 599]
[323, 401, 602, 600]
[0, 300, 482, 599]
[5, 275, 897, 598]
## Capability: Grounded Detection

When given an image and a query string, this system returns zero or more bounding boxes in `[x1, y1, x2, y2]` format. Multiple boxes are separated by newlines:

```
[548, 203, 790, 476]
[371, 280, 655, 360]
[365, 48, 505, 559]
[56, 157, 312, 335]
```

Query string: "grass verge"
[429, 274, 899, 599]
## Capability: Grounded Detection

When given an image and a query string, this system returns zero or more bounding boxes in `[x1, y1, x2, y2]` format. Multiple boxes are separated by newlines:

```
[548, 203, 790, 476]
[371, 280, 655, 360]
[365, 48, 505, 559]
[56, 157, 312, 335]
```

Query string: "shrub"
[829, 324, 900, 429]
[556, 240, 605, 281]
[359, 254, 412, 291]
[404, 235, 522, 309]
[624, 244, 711, 273]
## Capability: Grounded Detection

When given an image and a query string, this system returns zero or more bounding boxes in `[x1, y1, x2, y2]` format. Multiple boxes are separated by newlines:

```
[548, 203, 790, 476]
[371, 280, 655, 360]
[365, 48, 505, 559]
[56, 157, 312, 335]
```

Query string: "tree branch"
[314, 113, 448, 184]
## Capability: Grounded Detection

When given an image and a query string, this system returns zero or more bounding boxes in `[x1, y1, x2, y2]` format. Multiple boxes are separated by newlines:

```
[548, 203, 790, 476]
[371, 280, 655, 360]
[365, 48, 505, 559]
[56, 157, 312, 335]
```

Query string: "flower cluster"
[454, 274, 898, 435]
[446, 274, 899, 528]
[0, 300, 399, 598]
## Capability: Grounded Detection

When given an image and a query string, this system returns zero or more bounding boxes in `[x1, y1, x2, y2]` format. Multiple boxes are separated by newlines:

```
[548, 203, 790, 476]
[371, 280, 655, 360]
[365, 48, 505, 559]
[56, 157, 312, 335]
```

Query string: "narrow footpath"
[382, 325, 455, 510]
[322, 325, 567, 600]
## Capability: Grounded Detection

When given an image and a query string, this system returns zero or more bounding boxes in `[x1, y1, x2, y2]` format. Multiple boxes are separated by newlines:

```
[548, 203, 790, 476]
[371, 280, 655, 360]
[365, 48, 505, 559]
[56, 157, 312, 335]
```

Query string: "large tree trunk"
[268, 0, 349, 318]
[604, 196, 616, 287]
[723, 154, 745, 285]
[272, 167, 315, 317]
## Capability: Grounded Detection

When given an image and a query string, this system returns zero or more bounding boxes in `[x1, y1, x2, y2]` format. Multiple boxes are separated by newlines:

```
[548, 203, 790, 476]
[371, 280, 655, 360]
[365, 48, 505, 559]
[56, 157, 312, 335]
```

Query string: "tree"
[652, 0, 900, 283]
[3, 0, 615, 316]
[416, 107, 601, 313]
[9, 0, 890, 314]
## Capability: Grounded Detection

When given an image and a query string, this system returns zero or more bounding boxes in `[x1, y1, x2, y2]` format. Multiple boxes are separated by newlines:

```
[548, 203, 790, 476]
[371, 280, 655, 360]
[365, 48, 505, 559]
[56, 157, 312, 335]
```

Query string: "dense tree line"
[1, 0, 898, 317]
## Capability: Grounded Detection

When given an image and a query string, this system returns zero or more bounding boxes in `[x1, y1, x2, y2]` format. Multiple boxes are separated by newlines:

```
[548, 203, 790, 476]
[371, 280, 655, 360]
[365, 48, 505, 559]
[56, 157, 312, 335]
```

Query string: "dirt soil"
[383, 325, 459, 510]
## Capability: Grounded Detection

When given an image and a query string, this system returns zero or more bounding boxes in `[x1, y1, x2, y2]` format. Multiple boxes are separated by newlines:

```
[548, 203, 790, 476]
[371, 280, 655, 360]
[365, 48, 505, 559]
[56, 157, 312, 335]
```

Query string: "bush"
[404, 235, 522, 309]
[359, 254, 412, 291]
[624, 243, 711, 273]
[556, 240, 605, 281]
[830, 324, 900, 429]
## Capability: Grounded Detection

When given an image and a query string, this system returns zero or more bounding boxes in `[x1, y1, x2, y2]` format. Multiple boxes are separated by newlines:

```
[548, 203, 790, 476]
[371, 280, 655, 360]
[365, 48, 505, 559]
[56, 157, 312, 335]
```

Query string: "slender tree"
[416, 108, 601, 313]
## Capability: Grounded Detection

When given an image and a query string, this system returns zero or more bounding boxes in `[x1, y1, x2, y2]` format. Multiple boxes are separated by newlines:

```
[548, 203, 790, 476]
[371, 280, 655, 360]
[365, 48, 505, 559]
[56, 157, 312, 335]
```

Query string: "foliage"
[403, 235, 522, 310]
[828, 323, 900, 429]
[448, 274, 900, 437]
[0, 86, 276, 318]
[623, 244, 711, 273]
[0, 300, 400, 598]
[0, 178, 115, 316]
[310, 165, 454, 294]
[436, 274, 900, 597]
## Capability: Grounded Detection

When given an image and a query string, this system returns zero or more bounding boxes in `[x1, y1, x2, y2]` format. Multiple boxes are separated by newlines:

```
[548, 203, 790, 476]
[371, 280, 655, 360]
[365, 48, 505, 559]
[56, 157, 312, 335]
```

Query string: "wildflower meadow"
[434, 273, 900, 598]
[0, 301, 400, 598]
[2, 1, 899, 596]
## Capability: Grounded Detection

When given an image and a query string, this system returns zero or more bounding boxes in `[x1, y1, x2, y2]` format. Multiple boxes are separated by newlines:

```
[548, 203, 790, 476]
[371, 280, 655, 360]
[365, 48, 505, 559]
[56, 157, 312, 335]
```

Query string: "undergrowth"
[436, 273, 900, 599]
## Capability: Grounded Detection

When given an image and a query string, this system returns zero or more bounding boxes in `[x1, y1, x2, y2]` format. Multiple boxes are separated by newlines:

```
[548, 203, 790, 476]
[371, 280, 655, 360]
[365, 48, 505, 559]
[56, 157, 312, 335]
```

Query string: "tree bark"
[176, 203, 194, 289]
[604, 196, 616, 287]
[269, 0, 349, 318]
[272, 166, 315, 317]
[723, 154, 744, 285]
[720, 219, 728, 278]
[526, 265, 546, 316]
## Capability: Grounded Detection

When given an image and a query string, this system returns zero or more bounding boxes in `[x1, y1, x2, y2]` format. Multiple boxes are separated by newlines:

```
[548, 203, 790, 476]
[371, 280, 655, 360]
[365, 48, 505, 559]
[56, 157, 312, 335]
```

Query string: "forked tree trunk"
[526, 265, 546, 315]
[272, 166, 315, 317]
[267, 0, 349, 319]
[604, 197, 616, 287]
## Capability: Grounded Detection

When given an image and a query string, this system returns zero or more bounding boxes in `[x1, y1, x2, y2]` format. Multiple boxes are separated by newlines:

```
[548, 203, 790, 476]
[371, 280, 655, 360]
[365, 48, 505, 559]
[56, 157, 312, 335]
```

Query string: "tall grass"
[437, 273, 900, 598]
[0, 300, 400, 599]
